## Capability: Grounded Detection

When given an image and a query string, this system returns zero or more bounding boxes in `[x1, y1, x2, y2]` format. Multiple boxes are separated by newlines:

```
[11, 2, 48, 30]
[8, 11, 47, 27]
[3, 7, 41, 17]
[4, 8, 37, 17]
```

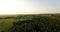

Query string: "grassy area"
[0, 14, 60, 32]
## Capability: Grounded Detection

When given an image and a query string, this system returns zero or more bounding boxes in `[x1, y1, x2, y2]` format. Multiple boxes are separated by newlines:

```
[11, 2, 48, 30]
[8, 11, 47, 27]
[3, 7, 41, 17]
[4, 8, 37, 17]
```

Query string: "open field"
[0, 14, 60, 32]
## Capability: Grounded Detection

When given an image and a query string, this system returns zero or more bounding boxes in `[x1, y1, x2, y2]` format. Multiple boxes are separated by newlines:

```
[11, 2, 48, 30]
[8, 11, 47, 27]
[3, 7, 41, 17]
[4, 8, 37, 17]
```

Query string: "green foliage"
[0, 14, 60, 32]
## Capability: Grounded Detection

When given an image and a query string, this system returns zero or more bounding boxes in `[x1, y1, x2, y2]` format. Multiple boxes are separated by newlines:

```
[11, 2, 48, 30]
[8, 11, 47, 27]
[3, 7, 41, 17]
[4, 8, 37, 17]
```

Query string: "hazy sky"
[0, 0, 60, 15]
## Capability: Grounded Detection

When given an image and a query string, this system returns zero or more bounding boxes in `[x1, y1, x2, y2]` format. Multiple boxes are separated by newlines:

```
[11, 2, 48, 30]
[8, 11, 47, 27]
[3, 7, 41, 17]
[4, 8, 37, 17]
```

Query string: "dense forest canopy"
[0, 14, 60, 32]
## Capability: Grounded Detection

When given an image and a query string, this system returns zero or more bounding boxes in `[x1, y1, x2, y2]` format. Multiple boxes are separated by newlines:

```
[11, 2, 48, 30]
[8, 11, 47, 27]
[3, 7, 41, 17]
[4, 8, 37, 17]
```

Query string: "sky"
[0, 0, 60, 15]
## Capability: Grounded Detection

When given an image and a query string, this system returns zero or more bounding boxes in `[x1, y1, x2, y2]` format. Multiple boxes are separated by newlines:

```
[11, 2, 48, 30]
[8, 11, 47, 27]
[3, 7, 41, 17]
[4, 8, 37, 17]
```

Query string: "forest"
[0, 14, 60, 32]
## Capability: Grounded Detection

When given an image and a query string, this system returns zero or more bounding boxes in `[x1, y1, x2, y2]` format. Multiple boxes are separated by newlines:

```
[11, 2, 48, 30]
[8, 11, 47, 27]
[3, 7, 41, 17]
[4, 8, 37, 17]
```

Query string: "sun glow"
[0, 0, 27, 15]
[0, 0, 59, 15]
